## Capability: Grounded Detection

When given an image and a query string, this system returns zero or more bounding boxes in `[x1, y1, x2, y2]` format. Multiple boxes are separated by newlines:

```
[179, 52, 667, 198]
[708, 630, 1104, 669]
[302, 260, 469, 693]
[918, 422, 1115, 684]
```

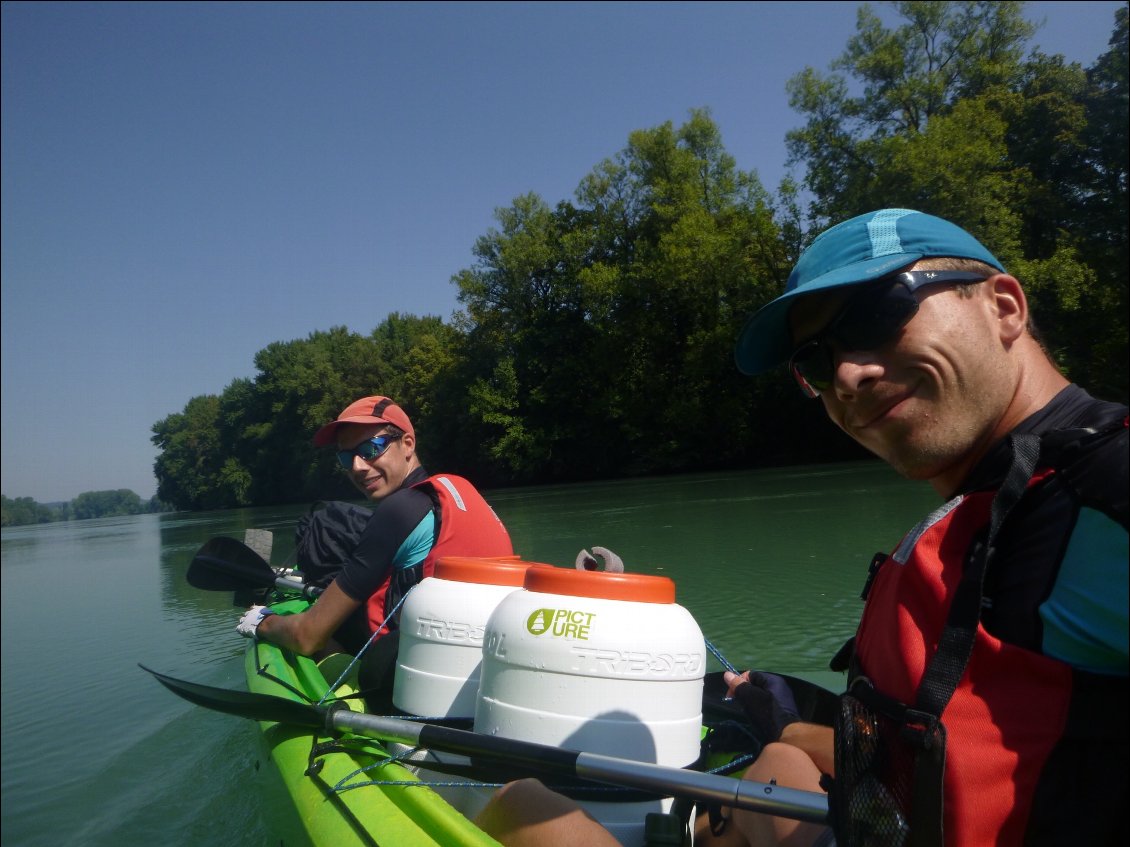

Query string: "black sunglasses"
[336, 433, 403, 469]
[789, 270, 987, 398]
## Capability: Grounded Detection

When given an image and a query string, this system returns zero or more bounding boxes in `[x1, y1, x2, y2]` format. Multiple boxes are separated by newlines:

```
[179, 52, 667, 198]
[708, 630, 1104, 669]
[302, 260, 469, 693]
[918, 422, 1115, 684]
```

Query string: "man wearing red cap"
[237, 395, 514, 657]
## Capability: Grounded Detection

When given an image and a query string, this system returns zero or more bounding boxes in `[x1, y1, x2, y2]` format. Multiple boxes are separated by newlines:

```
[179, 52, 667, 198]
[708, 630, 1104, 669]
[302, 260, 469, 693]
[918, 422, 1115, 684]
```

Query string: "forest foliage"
[1, 491, 168, 527]
[150, 2, 1129, 511]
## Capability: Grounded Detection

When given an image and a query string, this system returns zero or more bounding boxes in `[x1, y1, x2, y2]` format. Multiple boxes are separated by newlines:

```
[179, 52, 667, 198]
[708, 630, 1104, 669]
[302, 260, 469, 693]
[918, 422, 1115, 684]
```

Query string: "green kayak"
[167, 536, 836, 846]
[240, 606, 836, 847]
[244, 598, 505, 847]
[179, 536, 774, 845]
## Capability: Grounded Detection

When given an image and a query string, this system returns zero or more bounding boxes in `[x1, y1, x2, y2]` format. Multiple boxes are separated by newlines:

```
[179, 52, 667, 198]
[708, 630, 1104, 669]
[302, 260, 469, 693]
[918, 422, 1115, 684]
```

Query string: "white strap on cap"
[866, 208, 916, 257]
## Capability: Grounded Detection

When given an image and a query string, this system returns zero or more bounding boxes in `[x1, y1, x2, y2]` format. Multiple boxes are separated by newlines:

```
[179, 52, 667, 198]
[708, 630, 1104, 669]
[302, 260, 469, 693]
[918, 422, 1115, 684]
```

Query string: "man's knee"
[745, 742, 823, 787]
[491, 778, 551, 807]
[474, 779, 555, 834]
[475, 779, 620, 847]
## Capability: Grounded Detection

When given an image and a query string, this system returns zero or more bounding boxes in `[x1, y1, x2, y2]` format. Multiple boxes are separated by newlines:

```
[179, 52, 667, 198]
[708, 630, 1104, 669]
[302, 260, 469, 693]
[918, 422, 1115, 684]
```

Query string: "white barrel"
[472, 567, 706, 846]
[393, 556, 536, 718]
[391, 557, 545, 811]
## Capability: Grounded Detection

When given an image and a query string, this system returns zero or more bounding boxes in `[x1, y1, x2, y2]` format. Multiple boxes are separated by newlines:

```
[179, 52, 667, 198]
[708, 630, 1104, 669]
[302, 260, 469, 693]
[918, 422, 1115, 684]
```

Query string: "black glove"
[731, 671, 801, 744]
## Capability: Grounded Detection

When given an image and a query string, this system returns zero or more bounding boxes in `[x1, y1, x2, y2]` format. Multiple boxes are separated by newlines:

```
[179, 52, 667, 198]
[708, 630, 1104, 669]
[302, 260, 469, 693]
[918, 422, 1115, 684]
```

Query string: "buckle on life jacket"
[860, 552, 887, 601]
[899, 708, 942, 750]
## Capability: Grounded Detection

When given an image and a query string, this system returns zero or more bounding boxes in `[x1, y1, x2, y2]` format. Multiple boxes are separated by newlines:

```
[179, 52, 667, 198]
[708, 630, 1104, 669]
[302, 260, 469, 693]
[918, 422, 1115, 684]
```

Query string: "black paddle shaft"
[331, 709, 828, 823]
[143, 667, 829, 825]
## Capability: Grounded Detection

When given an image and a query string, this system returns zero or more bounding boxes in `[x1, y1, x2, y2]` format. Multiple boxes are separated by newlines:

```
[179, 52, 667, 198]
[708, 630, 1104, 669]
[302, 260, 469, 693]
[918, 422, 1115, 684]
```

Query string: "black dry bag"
[294, 500, 372, 588]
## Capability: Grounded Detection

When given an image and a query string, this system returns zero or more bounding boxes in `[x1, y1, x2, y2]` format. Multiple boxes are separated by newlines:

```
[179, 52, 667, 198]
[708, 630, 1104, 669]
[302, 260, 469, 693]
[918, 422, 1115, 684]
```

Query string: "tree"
[1071, 6, 1129, 399]
[2, 491, 161, 525]
[369, 313, 460, 465]
[784, 0, 1127, 398]
[1, 495, 59, 526]
[451, 192, 575, 480]
[71, 489, 144, 520]
[151, 394, 227, 511]
[453, 110, 805, 480]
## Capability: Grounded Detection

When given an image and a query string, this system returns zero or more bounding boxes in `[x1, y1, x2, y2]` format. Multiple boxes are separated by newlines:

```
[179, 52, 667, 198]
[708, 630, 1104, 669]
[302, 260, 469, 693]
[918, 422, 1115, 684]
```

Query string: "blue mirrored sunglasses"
[788, 270, 987, 398]
[336, 433, 402, 469]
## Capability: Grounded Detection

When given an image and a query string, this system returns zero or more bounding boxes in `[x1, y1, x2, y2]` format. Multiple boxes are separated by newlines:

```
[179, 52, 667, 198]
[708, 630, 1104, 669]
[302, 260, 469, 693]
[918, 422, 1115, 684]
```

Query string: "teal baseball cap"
[734, 208, 1006, 375]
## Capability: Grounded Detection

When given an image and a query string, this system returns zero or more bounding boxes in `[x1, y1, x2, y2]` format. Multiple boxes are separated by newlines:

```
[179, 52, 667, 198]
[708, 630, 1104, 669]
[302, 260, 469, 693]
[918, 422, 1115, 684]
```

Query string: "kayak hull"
[244, 604, 504, 847]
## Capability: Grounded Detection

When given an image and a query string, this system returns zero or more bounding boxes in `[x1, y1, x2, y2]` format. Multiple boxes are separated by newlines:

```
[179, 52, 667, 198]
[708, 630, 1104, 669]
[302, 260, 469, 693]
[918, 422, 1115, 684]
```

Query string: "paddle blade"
[187, 536, 277, 592]
[140, 664, 327, 729]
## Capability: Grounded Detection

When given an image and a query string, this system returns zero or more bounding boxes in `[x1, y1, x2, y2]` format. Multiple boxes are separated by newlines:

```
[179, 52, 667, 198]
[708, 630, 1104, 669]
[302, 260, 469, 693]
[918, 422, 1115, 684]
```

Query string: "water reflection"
[487, 462, 938, 676]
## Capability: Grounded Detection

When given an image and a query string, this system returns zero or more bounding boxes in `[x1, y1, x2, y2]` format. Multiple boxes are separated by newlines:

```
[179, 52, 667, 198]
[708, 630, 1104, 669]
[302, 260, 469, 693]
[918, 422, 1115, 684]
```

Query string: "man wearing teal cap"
[718, 209, 1128, 846]
[475, 210, 1127, 847]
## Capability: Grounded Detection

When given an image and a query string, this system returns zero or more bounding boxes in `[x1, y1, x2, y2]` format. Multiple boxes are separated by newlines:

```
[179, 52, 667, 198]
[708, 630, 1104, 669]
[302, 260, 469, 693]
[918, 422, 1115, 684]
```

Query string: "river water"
[0, 462, 938, 846]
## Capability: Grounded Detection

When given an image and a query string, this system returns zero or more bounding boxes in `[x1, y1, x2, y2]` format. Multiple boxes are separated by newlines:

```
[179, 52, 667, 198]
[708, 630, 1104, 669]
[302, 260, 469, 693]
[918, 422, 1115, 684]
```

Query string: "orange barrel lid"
[435, 556, 549, 587]
[439, 554, 523, 562]
[523, 566, 675, 604]
[436, 555, 520, 567]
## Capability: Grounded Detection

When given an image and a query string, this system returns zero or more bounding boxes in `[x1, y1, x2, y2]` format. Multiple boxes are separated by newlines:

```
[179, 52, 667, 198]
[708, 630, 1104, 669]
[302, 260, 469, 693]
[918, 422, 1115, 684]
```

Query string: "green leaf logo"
[526, 608, 554, 635]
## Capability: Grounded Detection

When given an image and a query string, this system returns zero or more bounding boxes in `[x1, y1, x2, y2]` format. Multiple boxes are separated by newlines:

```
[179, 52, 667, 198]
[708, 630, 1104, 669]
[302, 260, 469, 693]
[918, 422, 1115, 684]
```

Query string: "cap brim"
[734, 251, 925, 375]
[312, 421, 344, 447]
[312, 416, 392, 447]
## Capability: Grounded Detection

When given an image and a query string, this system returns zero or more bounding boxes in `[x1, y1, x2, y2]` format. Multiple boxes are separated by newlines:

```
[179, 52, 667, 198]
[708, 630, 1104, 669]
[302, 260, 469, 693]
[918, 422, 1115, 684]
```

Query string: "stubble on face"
[796, 282, 1016, 494]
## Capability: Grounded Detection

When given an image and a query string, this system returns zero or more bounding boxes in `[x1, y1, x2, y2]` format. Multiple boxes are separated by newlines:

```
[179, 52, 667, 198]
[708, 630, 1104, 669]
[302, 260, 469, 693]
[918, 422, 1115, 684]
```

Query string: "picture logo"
[526, 608, 596, 640]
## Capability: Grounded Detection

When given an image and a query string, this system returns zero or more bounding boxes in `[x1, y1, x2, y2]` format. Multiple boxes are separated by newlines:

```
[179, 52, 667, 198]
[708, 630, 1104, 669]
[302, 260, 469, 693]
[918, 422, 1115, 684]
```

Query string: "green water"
[0, 462, 938, 846]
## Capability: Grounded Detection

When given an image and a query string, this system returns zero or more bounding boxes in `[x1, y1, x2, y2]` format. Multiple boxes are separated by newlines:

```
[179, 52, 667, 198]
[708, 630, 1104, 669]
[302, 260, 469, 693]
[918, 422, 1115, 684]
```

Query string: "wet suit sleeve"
[1019, 431, 1128, 845]
[335, 487, 436, 604]
[1040, 506, 1129, 673]
[1039, 425, 1128, 674]
[984, 426, 1128, 674]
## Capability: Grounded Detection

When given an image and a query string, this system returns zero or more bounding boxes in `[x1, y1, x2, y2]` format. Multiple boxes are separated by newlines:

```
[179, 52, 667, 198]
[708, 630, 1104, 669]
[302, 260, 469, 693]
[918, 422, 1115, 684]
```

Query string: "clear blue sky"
[2, 1, 1124, 504]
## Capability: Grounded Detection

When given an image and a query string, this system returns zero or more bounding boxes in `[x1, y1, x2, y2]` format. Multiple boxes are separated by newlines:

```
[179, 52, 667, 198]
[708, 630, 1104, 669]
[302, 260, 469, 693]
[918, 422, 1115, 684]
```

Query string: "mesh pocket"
[828, 692, 915, 847]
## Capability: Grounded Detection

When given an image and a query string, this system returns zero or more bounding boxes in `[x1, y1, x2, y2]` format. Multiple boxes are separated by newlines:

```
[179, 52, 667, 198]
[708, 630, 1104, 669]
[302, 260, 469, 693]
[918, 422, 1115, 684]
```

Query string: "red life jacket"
[365, 474, 513, 635]
[854, 468, 1071, 846]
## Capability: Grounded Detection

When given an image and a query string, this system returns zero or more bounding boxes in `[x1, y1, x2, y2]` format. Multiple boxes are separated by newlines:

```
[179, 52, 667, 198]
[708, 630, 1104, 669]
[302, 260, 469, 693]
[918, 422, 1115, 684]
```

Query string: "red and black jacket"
[834, 396, 1127, 846]
[364, 473, 514, 636]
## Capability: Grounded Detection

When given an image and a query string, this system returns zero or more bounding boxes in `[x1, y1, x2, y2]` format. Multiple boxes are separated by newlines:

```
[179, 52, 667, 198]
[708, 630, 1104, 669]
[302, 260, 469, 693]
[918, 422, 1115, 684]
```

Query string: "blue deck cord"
[330, 741, 758, 794]
[705, 637, 739, 674]
[317, 590, 411, 705]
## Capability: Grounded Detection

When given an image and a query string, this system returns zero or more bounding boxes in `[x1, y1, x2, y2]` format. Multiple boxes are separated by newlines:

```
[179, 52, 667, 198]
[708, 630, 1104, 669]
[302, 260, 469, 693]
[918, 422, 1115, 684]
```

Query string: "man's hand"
[724, 670, 801, 744]
[236, 605, 275, 638]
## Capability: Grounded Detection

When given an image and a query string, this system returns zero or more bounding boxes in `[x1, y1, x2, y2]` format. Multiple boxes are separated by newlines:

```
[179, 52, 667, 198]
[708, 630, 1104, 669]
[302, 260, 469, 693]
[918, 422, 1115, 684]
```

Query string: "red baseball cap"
[312, 396, 415, 446]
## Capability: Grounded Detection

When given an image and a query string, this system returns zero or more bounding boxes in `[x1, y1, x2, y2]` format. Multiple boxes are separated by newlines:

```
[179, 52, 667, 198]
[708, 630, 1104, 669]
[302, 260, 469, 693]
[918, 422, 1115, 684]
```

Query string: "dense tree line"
[1, 490, 169, 527]
[152, 2, 1128, 512]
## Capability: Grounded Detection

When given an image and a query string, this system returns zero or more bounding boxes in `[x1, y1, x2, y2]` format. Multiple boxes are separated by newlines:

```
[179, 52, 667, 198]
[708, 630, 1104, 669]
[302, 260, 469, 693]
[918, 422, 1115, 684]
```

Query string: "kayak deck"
[244, 602, 504, 847]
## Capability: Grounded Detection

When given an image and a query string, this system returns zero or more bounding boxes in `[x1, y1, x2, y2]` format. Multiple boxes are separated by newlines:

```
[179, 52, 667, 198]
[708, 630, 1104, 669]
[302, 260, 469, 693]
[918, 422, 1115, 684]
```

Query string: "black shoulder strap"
[1038, 415, 1127, 465]
[886, 434, 1040, 847]
[914, 432, 1041, 720]
[918, 416, 1126, 713]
